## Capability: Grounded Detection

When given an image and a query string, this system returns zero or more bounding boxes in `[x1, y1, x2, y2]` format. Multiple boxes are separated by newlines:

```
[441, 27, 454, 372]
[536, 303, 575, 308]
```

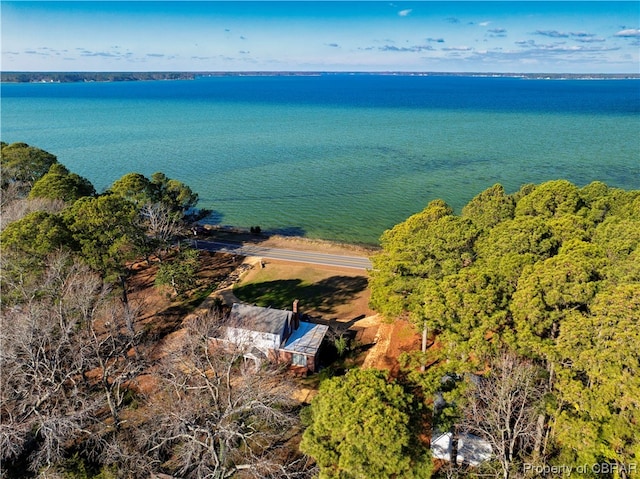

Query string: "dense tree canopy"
[1, 142, 58, 193]
[300, 368, 432, 479]
[63, 194, 143, 280]
[110, 172, 154, 206]
[554, 283, 640, 471]
[1, 210, 73, 258]
[29, 163, 96, 202]
[109, 171, 198, 214]
[369, 180, 640, 476]
[1, 143, 203, 296]
[109, 171, 200, 258]
[369, 199, 478, 352]
[149, 171, 199, 214]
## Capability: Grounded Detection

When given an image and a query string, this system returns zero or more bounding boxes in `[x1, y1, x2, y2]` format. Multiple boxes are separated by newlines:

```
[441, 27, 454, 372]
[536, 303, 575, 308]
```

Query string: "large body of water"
[2, 75, 639, 244]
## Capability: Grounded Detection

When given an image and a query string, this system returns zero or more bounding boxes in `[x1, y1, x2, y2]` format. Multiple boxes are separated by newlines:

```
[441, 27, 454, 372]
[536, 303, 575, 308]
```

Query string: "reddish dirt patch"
[127, 250, 238, 340]
[362, 318, 422, 375]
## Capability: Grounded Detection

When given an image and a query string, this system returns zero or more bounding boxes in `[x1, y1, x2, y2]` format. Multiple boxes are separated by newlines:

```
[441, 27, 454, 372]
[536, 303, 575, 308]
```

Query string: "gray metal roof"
[282, 321, 329, 356]
[228, 303, 291, 336]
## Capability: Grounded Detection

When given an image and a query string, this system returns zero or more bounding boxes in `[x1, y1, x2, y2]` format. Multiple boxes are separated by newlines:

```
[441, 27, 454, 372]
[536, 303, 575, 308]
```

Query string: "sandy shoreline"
[198, 224, 381, 258]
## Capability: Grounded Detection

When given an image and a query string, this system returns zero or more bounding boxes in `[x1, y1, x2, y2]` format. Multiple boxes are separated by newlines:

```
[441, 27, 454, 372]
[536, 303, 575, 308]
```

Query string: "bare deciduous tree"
[459, 353, 545, 479]
[135, 312, 314, 479]
[0, 253, 103, 473]
[81, 299, 146, 430]
[139, 202, 184, 259]
[0, 251, 148, 474]
[0, 196, 65, 231]
[1, 251, 314, 477]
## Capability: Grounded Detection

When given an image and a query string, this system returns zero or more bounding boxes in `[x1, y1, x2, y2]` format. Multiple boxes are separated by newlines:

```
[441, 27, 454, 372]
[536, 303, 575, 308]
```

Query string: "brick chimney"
[292, 299, 300, 330]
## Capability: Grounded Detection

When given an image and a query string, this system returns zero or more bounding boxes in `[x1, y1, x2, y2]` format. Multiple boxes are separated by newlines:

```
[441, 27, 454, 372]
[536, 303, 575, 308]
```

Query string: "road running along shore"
[193, 240, 373, 270]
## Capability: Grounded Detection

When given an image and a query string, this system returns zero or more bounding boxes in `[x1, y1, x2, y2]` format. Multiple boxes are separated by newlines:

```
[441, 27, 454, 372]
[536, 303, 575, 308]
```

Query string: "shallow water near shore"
[2, 75, 639, 244]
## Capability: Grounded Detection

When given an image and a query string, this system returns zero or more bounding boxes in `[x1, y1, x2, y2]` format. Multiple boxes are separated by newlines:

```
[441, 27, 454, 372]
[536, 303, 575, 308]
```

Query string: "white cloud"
[514, 40, 620, 55]
[442, 46, 472, 52]
[380, 44, 434, 52]
[479, 21, 491, 27]
[361, 44, 434, 53]
[398, 9, 412, 17]
[615, 29, 640, 37]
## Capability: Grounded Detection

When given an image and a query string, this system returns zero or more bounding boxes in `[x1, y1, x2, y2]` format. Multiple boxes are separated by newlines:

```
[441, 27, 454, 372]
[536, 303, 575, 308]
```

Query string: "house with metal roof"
[431, 374, 493, 467]
[431, 431, 493, 467]
[223, 301, 328, 373]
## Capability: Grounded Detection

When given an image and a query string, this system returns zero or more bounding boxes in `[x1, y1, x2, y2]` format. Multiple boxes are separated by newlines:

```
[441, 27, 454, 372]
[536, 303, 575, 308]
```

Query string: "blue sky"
[2, 1, 639, 73]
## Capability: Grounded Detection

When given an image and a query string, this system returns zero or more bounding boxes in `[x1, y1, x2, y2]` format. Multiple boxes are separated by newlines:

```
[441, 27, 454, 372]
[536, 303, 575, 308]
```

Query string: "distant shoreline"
[2, 71, 639, 83]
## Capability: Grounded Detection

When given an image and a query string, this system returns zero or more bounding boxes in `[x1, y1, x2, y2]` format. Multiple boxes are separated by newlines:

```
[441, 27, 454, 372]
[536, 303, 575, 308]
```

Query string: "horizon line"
[3, 70, 640, 76]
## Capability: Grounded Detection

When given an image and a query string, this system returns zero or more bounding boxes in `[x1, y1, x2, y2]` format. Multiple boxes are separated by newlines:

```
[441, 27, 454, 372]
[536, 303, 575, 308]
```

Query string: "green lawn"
[233, 264, 368, 317]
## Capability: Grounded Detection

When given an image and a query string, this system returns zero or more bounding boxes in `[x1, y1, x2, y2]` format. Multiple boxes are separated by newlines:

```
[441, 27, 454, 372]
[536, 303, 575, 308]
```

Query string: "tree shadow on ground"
[233, 275, 368, 316]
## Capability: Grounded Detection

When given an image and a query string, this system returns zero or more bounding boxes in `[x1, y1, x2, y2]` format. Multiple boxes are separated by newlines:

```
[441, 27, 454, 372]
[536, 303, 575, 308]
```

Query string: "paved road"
[193, 240, 372, 271]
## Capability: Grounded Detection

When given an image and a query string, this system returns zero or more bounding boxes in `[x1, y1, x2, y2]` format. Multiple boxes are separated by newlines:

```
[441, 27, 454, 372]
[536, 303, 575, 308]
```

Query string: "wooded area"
[0, 72, 197, 83]
[369, 180, 640, 478]
[2, 142, 638, 478]
[1, 142, 313, 477]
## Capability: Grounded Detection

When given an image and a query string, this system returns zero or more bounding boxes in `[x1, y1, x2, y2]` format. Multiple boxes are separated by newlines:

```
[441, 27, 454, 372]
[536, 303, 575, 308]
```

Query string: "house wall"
[212, 335, 319, 374]
[225, 327, 282, 355]
[276, 350, 317, 373]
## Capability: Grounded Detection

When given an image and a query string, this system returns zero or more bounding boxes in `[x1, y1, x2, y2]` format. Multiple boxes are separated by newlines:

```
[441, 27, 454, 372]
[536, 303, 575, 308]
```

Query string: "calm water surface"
[2, 75, 639, 244]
